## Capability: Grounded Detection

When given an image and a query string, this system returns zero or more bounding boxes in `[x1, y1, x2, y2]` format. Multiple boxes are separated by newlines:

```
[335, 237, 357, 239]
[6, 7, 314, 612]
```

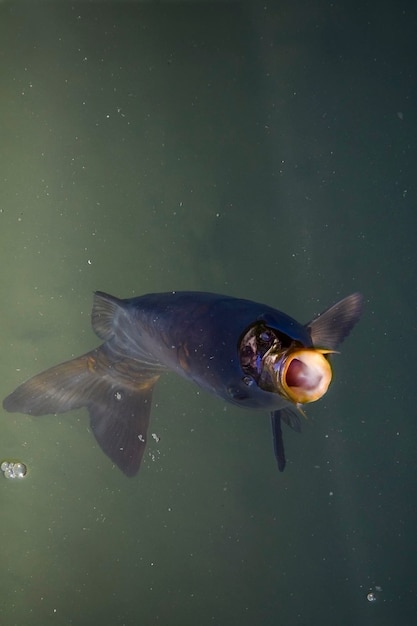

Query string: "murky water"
[1, 2, 416, 625]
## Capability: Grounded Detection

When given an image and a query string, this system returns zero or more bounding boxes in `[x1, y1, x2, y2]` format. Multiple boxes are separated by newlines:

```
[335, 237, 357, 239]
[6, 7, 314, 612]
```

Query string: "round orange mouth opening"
[279, 349, 333, 404]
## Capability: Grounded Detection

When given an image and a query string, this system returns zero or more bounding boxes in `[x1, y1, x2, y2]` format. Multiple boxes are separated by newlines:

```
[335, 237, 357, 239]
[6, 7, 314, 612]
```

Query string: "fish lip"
[264, 348, 333, 405]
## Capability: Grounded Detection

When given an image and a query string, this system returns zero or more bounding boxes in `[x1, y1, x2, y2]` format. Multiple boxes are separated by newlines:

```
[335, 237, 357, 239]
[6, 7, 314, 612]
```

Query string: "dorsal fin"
[92, 291, 124, 340]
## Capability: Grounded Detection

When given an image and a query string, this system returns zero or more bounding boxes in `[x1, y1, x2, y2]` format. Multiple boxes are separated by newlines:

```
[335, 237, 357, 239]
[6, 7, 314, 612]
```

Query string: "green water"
[1, 2, 416, 625]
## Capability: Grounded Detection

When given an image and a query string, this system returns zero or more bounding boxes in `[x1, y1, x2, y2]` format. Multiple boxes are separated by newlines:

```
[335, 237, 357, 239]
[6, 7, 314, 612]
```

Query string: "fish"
[3, 291, 363, 476]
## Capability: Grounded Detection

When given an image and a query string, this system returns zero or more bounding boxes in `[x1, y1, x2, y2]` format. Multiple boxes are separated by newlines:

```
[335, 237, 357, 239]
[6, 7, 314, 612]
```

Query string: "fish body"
[112, 291, 311, 409]
[3, 291, 363, 476]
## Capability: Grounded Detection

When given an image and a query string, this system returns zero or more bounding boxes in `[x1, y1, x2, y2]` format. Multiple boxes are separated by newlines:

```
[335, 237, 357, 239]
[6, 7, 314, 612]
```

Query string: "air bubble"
[1, 461, 28, 480]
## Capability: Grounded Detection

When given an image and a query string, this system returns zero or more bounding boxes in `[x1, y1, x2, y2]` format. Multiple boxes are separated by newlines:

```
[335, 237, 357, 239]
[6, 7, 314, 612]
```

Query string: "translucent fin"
[3, 350, 99, 416]
[88, 383, 154, 477]
[280, 406, 303, 433]
[307, 292, 363, 350]
[91, 291, 125, 341]
[3, 346, 160, 476]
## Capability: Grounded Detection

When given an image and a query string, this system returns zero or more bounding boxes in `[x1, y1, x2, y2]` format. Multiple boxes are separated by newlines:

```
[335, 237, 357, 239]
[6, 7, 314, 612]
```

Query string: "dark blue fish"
[3, 291, 363, 476]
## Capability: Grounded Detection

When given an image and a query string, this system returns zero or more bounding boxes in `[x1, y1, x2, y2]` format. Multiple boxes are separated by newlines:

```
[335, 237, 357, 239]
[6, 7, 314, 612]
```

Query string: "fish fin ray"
[88, 386, 154, 477]
[307, 292, 363, 350]
[3, 350, 99, 415]
[280, 407, 303, 433]
[92, 291, 125, 340]
[3, 347, 160, 476]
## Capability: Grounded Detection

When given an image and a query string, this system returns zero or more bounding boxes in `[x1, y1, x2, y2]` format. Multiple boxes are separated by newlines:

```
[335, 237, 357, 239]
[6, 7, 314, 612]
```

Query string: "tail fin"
[3, 347, 160, 477]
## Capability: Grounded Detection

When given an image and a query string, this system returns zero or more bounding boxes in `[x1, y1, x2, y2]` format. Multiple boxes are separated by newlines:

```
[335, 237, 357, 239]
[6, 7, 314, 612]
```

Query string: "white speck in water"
[366, 585, 382, 603]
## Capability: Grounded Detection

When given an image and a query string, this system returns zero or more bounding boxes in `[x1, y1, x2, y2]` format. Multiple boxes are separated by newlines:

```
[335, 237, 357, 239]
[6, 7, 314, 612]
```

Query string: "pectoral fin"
[3, 347, 160, 476]
[308, 292, 363, 350]
[270, 408, 302, 472]
[270, 410, 286, 472]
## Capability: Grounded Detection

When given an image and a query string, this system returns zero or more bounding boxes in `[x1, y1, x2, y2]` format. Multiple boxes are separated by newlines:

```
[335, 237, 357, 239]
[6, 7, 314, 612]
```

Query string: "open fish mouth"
[267, 347, 334, 405]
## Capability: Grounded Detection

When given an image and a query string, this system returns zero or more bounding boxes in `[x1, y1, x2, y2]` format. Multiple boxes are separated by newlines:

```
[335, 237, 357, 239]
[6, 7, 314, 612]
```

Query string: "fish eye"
[259, 330, 273, 343]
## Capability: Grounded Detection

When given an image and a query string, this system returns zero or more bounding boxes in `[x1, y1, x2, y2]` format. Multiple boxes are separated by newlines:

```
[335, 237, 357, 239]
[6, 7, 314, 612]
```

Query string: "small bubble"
[1, 460, 28, 479]
[366, 586, 382, 603]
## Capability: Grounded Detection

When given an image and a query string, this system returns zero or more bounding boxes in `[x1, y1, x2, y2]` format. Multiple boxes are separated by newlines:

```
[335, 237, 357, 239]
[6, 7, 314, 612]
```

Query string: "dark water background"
[1, 1, 416, 625]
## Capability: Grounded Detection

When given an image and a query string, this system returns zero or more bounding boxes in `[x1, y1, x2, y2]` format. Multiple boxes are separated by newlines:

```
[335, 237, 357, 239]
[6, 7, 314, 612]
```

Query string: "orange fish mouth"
[274, 349, 334, 404]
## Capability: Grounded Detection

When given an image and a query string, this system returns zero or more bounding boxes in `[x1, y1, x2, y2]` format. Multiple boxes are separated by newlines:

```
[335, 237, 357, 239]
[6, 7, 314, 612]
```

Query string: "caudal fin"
[3, 347, 160, 477]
